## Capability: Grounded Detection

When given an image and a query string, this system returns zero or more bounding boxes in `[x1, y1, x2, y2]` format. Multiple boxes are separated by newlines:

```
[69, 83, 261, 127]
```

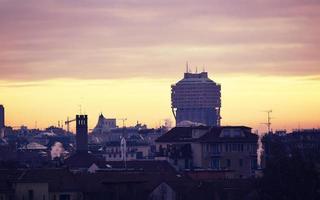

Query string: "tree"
[255, 140, 320, 200]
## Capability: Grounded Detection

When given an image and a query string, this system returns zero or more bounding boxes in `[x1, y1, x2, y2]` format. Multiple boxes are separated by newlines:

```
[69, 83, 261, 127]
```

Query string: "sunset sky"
[0, 0, 320, 132]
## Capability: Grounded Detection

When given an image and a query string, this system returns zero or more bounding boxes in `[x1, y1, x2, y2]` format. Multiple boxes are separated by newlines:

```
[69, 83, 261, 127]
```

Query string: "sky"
[0, 0, 320, 132]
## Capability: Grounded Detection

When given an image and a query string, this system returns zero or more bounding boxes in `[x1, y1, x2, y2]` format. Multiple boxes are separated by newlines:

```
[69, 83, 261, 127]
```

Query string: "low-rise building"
[12, 169, 82, 200]
[156, 126, 259, 178]
[103, 140, 150, 161]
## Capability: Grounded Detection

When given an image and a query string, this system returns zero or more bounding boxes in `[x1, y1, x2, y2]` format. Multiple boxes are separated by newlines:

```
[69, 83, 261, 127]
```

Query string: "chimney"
[76, 115, 88, 153]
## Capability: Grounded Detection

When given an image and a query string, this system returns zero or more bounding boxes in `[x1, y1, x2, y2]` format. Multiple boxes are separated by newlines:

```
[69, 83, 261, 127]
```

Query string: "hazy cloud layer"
[0, 0, 320, 80]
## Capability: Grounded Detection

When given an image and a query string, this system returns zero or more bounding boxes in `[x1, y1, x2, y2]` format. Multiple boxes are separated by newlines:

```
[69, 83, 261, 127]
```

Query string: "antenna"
[196, 66, 198, 73]
[186, 61, 189, 73]
[79, 105, 82, 114]
[262, 110, 273, 134]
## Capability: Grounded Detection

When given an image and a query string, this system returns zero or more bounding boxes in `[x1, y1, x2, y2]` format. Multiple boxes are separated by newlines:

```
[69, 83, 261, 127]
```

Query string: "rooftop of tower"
[184, 71, 208, 79]
[175, 71, 219, 85]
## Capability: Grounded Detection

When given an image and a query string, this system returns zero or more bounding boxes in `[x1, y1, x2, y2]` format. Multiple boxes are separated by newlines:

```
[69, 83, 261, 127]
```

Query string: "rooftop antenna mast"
[186, 61, 189, 73]
[79, 105, 82, 115]
[262, 110, 273, 134]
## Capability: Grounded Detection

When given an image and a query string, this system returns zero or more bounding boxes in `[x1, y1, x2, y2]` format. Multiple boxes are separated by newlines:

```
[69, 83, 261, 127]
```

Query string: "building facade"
[156, 126, 259, 178]
[171, 71, 221, 126]
[103, 141, 150, 161]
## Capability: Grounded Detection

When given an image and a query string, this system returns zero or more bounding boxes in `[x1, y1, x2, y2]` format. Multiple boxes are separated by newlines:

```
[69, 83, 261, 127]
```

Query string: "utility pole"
[118, 118, 127, 139]
[118, 118, 127, 128]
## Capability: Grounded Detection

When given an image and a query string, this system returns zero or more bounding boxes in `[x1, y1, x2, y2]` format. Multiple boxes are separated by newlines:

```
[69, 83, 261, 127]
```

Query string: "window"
[212, 144, 220, 154]
[28, 190, 34, 200]
[59, 194, 70, 200]
[232, 144, 237, 152]
[250, 144, 257, 153]
[136, 152, 143, 159]
[211, 159, 220, 169]
[227, 159, 231, 168]
[239, 159, 243, 167]
[185, 159, 190, 169]
[251, 159, 257, 170]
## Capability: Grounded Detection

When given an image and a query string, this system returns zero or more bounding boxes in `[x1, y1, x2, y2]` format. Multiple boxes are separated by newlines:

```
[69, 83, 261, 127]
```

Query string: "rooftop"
[156, 126, 257, 143]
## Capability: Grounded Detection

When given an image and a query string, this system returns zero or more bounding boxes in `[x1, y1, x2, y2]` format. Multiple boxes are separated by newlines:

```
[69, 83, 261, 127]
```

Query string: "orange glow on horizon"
[0, 75, 319, 133]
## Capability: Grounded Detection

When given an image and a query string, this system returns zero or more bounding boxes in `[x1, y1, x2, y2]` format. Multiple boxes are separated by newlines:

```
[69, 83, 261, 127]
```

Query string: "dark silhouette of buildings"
[65, 114, 101, 170]
[264, 129, 320, 160]
[0, 105, 4, 129]
[0, 161, 255, 200]
[76, 115, 88, 153]
[171, 71, 221, 126]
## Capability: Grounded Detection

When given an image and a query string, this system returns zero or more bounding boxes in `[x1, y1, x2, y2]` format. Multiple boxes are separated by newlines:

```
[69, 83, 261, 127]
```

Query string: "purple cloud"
[0, 0, 320, 80]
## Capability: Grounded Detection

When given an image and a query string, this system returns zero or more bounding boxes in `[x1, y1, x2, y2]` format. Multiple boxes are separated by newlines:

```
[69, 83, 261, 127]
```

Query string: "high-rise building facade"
[76, 115, 88, 153]
[171, 71, 221, 126]
[0, 105, 4, 129]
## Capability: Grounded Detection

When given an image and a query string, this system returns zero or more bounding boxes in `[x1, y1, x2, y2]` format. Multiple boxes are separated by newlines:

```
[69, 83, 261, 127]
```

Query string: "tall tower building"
[76, 115, 88, 153]
[171, 70, 221, 126]
[0, 105, 4, 129]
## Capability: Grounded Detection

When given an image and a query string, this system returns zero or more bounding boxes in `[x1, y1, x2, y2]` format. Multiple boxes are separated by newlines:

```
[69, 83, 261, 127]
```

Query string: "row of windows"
[106, 153, 135, 158]
[211, 159, 257, 170]
[106, 147, 138, 153]
[206, 143, 257, 153]
[77, 120, 87, 126]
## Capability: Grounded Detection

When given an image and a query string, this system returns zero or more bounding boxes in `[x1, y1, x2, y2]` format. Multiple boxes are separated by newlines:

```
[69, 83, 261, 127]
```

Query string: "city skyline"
[1, 73, 319, 132]
[1, 0, 320, 132]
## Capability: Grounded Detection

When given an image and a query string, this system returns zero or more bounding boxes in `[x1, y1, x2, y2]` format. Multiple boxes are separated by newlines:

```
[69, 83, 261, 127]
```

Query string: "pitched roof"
[14, 168, 81, 192]
[1, 167, 199, 199]
[155, 126, 210, 143]
[0, 169, 23, 192]
[64, 152, 104, 169]
[198, 126, 257, 142]
[156, 126, 257, 143]
[101, 160, 177, 173]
